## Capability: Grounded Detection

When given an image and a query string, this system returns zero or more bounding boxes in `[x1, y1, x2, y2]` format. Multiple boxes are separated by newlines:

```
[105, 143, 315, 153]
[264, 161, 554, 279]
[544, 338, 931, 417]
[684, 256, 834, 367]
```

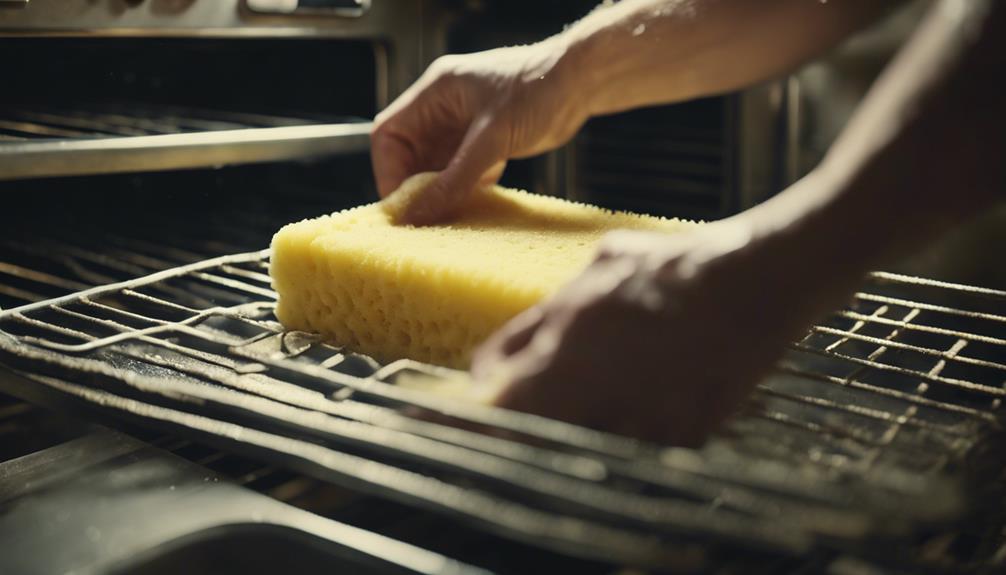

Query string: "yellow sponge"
[270, 175, 696, 368]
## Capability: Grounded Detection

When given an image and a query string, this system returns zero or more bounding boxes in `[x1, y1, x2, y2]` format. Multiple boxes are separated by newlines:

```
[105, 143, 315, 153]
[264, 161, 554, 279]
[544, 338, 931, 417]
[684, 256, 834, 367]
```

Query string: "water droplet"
[632, 23, 646, 36]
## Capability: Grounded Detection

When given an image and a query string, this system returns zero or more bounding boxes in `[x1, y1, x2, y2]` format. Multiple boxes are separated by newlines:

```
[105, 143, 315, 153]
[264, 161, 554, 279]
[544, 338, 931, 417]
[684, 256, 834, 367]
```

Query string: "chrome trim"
[735, 81, 786, 209]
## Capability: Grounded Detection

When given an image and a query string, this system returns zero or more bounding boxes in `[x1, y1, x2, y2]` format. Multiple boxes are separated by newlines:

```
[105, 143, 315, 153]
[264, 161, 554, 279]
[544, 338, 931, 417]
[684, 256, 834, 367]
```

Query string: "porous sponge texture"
[270, 186, 696, 368]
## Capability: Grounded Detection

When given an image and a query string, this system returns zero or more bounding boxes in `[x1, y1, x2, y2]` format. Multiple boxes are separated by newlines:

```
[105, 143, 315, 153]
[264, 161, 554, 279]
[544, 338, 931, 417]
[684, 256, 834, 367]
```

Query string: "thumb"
[402, 113, 508, 225]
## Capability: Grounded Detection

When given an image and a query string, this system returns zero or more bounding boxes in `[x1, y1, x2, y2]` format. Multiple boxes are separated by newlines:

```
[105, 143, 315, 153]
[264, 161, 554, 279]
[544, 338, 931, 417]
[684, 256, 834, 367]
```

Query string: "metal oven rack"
[0, 0, 444, 183]
[0, 250, 1004, 572]
[0, 103, 371, 181]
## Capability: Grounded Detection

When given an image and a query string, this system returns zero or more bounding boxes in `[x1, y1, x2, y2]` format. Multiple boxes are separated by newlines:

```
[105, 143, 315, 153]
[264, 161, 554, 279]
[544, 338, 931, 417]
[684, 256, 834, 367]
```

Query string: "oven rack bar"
[2, 256, 998, 472]
[0, 103, 372, 181]
[0, 122, 371, 181]
[0, 250, 1003, 571]
[4, 300, 911, 530]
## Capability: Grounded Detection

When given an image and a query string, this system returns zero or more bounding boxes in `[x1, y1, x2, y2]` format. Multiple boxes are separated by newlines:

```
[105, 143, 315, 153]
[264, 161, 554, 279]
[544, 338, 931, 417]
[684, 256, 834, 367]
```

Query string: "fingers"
[372, 118, 507, 212]
[399, 113, 509, 225]
[370, 59, 459, 200]
[370, 125, 417, 199]
[371, 77, 432, 199]
[371, 52, 512, 220]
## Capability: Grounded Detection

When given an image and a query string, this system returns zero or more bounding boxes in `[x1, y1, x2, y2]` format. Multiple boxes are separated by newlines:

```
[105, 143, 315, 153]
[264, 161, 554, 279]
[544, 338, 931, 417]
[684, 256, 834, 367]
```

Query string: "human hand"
[472, 221, 812, 446]
[371, 40, 587, 224]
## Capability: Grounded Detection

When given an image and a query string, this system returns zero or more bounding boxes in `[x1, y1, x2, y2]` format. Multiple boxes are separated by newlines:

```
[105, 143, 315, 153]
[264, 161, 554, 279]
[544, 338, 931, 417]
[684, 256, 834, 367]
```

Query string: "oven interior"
[3, 3, 1006, 575]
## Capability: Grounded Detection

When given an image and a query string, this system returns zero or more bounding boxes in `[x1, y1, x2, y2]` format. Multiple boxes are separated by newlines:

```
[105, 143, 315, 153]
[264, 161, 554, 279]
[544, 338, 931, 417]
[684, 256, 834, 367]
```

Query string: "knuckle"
[430, 54, 454, 68]
[370, 120, 391, 140]
[441, 54, 462, 67]
[426, 72, 454, 92]
[428, 55, 459, 78]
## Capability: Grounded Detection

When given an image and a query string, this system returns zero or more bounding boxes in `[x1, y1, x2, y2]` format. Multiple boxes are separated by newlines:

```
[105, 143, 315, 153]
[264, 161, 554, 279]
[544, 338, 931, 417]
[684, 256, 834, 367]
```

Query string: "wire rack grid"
[0, 250, 1004, 571]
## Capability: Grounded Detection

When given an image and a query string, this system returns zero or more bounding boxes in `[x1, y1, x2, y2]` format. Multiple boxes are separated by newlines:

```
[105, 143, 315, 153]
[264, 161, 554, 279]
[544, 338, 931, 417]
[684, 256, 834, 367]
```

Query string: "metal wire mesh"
[0, 250, 1004, 571]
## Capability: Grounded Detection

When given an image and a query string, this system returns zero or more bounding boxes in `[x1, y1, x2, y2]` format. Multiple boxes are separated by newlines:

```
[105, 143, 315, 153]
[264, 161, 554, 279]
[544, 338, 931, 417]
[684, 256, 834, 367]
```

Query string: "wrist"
[552, 1, 709, 118]
[552, 3, 663, 118]
[549, 28, 611, 119]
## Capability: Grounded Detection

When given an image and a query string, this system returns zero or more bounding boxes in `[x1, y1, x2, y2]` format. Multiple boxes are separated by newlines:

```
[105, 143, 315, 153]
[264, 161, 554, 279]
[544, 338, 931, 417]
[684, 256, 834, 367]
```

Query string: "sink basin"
[0, 430, 483, 575]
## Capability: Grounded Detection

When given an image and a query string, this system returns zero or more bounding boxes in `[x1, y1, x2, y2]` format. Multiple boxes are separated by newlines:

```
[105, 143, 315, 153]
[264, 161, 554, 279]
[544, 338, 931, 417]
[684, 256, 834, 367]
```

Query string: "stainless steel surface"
[782, 76, 802, 187]
[569, 98, 736, 219]
[2, 249, 1003, 571]
[0, 123, 370, 181]
[735, 82, 787, 210]
[0, 428, 487, 575]
[562, 86, 786, 220]
[0, 0, 434, 104]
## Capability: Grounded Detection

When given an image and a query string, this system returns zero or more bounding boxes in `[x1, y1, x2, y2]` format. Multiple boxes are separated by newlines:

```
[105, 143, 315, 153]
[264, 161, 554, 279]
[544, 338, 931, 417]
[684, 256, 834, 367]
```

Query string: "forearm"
[737, 0, 1004, 325]
[556, 0, 896, 116]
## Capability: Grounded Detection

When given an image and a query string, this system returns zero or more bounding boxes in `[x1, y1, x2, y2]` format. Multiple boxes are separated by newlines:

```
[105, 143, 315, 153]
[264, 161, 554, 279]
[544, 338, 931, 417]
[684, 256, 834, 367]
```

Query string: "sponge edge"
[271, 184, 698, 368]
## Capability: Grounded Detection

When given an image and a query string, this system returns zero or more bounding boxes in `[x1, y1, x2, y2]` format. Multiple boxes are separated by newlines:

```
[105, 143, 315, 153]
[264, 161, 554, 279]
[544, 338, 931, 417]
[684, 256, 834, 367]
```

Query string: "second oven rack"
[0, 103, 371, 181]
